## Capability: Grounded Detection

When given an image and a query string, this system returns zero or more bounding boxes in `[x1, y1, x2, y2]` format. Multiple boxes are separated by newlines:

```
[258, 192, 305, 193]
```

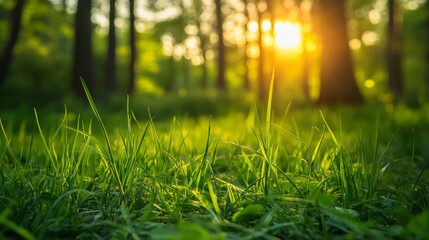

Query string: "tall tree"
[243, 0, 250, 91]
[128, 0, 136, 94]
[427, 1, 429, 100]
[148, 0, 187, 92]
[0, 0, 25, 86]
[215, 0, 226, 90]
[62, 0, 67, 14]
[193, 0, 210, 89]
[106, 0, 117, 92]
[297, 0, 311, 100]
[317, 0, 363, 105]
[387, 0, 402, 101]
[257, 1, 266, 101]
[72, 0, 94, 98]
[266, 0, 275, 85]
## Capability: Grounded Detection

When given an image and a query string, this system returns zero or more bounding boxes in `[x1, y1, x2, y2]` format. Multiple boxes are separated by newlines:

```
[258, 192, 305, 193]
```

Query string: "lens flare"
[274, 21, 302, 50]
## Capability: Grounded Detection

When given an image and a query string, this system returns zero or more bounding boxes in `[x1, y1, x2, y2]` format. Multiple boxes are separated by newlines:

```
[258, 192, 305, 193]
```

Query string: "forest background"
[1, 0, 428, 114]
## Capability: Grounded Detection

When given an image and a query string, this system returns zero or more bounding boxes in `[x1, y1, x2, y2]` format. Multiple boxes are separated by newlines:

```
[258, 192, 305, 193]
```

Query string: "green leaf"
[232, 204, 264, 222]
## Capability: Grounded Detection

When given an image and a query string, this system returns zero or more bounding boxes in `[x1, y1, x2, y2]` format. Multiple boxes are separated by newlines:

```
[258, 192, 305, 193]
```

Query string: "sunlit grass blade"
[34, 108, 58, 173]
[0, 119, 18, 167]
[81, 79, 125, 197]
[271, 163, 304, 198]
[208, 180, 222, 219]
[272, 123, 311, 152]
[319, 110, 339, 146]
[193, 119, 212, 189]
[265, 68, 275, 142]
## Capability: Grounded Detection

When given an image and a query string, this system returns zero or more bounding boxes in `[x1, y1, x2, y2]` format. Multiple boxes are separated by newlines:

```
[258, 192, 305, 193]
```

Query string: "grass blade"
[81, 79, 125, 197]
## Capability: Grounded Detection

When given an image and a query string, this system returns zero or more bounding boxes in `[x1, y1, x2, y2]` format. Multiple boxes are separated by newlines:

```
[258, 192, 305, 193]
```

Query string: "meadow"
[1, 84, 428, 239]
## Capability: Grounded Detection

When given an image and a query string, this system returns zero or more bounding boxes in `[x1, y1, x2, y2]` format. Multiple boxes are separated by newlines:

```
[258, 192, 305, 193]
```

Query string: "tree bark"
[427, 1, 429, 100]
[128, 0, 136, 94]
[387, 0, 403, 101]
[242, 0, 250, 92]
[197, 27, 208, 89]
[317, 0, 363, 105]
[257, 8, 266, 101]
[301, 37, 310, 100]
[72, 0, 94, 98]
[0, 0, 25, 87]
[297, 0, 311, 100]
[266, 0, 275, 88]
[192, 0, 209, 89]
[215, 0, 226, 90]
[197, 22, 208, 89]
[62, 0, 67, 14]
[106, 0, 117, 92]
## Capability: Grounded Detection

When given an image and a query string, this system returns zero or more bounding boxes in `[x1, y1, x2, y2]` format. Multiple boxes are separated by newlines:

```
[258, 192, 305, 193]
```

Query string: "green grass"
[1, 84, 429, 239]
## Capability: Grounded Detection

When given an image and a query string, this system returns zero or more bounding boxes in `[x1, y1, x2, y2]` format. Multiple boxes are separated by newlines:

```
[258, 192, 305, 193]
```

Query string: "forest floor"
[1, 92, 429, 239]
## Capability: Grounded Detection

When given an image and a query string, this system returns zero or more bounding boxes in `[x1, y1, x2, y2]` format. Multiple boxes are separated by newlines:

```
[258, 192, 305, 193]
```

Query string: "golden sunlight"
[364, 79, 375, 88]
[274, 21, 302, 50]
[262, 19, 272, 32]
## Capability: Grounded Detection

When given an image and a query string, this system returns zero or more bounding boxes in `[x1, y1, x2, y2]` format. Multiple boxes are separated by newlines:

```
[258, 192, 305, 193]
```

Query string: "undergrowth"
[0, 80, 428, 239]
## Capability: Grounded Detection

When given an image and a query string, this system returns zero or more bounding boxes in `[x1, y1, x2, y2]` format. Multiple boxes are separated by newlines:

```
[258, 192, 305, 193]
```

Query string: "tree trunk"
[257, 8, 266, 101]
[301, 37, 310, 100]
[297, 0, 311, 100]
[243, 0, 250, 92]
[128, 0, 136, 94]
[182, 59, 190, 90]
[0, 0, 25, 87]
[62, 0, 67, 14]
[197, 30, 208, 89]
[215, 0, 226, 90]
[193, 0, 209, 89]
[168, 55, 176, 92]
[266, 0, 275, 88]
[387, 0, 403, 101]
[72, 0, 94, 98]
[197, 23, 208, 89]
[105, 0, 117, 92]
[200, 53, 208, 89]
[427, 1, 429, 100]
[317, 0, 363, 105]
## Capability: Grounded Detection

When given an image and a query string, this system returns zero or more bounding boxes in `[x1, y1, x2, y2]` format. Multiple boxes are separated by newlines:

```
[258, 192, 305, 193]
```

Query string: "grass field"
[1, 85, 429, 239]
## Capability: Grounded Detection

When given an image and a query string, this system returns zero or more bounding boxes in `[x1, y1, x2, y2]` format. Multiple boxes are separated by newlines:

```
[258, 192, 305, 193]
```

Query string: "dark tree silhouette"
[317, 0, 363, 105]
[128, 0, 136, 94]
[427, 1, 429, 100]
[301, 35, 310, 100]
[0, 0, 25, 86]
[387, 0, 403, 101]
[72, 0, 94, 98]
[193, 0, 209, 89]
[297, 0, 311, 100]
[106, 0, 117, 92]
[266, 0, 275, 86]
[62, 0, 67, 14]
[242, 0, 250, 91]
[215, 0, 226, 90]
[257, 5, 266, 101]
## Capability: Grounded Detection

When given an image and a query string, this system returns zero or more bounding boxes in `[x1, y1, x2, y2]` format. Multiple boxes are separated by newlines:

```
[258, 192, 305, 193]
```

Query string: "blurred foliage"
[0, 0, 428, 112]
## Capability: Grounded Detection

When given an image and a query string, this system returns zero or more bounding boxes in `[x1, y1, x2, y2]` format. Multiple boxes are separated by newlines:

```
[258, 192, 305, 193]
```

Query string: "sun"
[274, 21, 302, 50]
